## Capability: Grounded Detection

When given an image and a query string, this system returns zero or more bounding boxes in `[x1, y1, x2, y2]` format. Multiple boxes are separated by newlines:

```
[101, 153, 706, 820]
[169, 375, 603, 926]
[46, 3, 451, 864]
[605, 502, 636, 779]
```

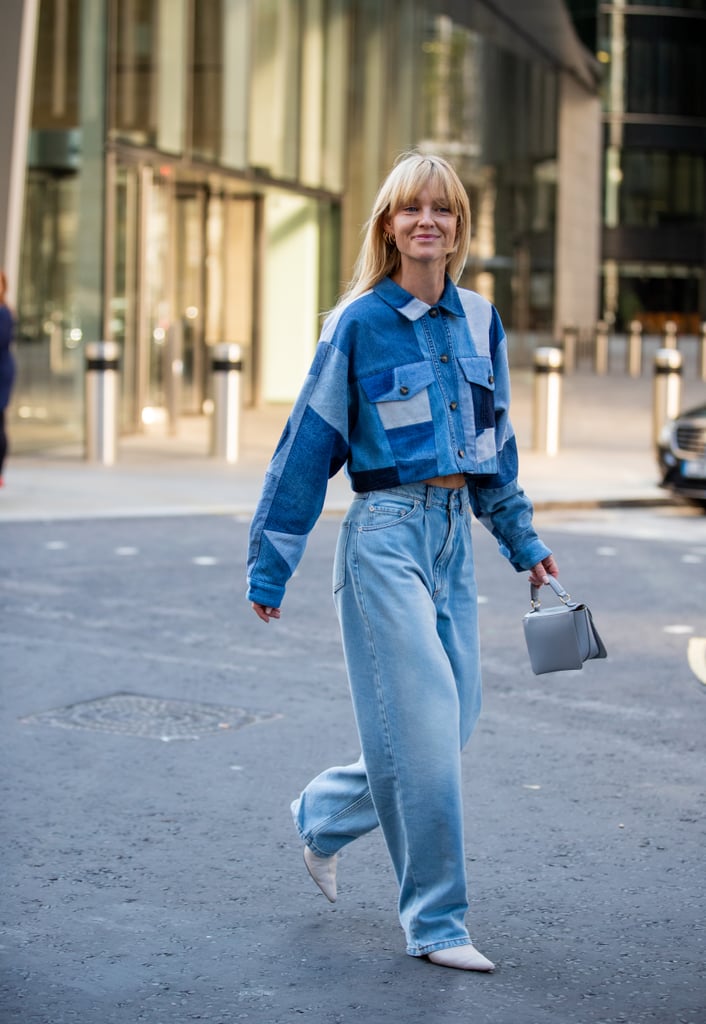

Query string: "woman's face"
[384, 185, 457, 271]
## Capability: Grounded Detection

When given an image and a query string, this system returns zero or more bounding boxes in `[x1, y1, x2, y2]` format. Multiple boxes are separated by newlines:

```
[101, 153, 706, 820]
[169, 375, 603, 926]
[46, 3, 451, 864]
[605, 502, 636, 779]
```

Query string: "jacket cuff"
[509, 536, 552, 572]
[246, 579, 286, 608]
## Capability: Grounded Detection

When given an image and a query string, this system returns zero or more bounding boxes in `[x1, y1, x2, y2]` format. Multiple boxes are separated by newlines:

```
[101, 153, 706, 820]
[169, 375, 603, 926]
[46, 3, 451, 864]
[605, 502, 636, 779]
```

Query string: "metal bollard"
[211, 343, 242, 463]
[594, 320, 609, 375]
[561, 325, 578, 374]
[699, 322, 706, 382]
[627, 319, 643, 378]
[164, 320, 184, 436]
[663, 320, 678, 349]
[652, 348, 682, 448]
[85, 341, 120, 465]
[533, 347, 563, 456]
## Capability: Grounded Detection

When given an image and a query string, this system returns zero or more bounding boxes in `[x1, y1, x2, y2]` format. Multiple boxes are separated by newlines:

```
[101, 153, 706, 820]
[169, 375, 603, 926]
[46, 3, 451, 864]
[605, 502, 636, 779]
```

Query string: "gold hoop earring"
[383, 231, 396, 246]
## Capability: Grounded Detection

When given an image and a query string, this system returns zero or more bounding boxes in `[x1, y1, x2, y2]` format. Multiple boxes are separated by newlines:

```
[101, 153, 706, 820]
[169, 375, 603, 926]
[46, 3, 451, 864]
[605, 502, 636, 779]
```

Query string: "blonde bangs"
[383, 159, 463, 218]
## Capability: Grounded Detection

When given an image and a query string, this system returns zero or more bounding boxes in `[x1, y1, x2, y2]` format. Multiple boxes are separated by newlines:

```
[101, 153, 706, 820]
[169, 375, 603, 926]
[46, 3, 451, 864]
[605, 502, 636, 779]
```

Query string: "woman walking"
[247, 152, 558, 971]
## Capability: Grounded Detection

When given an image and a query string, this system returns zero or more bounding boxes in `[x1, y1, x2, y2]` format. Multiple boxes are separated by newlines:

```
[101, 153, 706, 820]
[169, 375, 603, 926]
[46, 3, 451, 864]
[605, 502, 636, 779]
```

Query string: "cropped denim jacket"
[247, 276, 551, 608]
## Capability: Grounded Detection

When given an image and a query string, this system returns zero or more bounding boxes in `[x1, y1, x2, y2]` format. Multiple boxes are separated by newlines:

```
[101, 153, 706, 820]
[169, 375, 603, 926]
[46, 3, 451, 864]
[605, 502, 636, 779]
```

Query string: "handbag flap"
[523, 607, 584, 673]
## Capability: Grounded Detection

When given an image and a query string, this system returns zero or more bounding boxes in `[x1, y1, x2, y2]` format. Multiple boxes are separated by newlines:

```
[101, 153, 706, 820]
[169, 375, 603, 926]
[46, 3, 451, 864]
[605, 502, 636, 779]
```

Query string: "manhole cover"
[20, 693, 281, 741]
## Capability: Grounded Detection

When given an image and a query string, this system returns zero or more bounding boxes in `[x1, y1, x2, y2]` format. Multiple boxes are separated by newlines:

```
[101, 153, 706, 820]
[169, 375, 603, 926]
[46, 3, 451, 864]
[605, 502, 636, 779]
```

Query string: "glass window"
[110, 0, 158, 145]
[298, 0, 350, 191]
[110, 0, 187, 151]
[249, 0, 302, 178]
[15, 172, 82, 448]
[192, 0, 223, 160]
[156, 0, 187, 153]
[626, 14, 706, 118]
[221, 0, 250, 169]
[110, 163, 140, 429]
[617, 150, 705, 226]
[299, 0, 325, 187]
[602, 262, 703, 334]
[599, 7, 706, 118]
[32, 0, 81, 130]
[532, 160, 557, 233]
[320, 0, 348, 192]
[421, 17, 482, 157]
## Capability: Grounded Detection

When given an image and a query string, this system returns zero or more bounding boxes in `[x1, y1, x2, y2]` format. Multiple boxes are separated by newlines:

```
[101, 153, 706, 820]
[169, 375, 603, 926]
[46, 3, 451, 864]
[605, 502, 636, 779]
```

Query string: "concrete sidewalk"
[1, 368, 704, 522]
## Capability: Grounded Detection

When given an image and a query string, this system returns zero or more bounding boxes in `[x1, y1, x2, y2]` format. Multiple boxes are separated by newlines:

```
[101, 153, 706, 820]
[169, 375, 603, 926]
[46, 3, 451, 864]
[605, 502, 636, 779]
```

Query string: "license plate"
[682, 459, 706, 479]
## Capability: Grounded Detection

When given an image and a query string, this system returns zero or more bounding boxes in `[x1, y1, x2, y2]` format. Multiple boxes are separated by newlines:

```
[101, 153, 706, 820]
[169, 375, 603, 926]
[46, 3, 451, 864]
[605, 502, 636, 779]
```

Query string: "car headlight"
[658, 420, 675, 448]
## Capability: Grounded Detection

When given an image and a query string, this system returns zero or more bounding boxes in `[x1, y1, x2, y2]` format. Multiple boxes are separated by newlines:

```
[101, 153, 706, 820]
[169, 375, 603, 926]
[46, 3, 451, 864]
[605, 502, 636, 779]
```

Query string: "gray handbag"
[523, 576, 607, 675]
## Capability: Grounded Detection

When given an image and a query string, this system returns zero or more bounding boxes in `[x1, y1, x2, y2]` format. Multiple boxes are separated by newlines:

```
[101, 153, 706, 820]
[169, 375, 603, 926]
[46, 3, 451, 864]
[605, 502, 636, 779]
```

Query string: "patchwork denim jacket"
[247, 276, 551, 608]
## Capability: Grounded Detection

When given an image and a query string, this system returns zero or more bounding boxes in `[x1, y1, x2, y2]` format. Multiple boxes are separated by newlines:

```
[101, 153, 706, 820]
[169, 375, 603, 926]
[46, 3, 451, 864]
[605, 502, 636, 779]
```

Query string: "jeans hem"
[407, 937, 472, 957]
[290, 799, 338, 858]
[290, 793, 372, 858]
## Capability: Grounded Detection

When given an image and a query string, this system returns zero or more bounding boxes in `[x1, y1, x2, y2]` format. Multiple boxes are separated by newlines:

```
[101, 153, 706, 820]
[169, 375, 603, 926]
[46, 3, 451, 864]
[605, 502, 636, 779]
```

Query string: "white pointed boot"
[303, 846, 337, 903]
[428, 944, 495, 972]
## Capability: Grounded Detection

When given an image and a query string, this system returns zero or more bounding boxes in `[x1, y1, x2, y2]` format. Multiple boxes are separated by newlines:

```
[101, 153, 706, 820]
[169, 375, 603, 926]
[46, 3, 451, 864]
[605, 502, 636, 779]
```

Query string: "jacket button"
[440, 354, 449, 363]
[450, 401, 458, 410]
[400, 386, 409, 395]
[429, 307, 439, 317]
[458, 449, 465, 458]
[488, 374, 494, 384]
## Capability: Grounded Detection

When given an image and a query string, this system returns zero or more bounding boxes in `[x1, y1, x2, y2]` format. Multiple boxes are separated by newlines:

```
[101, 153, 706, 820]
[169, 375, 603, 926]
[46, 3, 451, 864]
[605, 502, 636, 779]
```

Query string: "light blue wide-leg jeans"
[291, 483, 483, 957]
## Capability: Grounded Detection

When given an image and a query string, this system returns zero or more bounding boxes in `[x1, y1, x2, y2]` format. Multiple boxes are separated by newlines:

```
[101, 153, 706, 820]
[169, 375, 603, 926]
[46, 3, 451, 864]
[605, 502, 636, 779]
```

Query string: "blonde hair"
[339, 152, 471, 307]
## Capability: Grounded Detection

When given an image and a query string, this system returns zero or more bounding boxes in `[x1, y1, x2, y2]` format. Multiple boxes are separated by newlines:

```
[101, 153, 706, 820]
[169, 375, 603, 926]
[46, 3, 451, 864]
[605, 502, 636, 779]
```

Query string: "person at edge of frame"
[0, 270, 17, 488]
[246, 151, 559, 972]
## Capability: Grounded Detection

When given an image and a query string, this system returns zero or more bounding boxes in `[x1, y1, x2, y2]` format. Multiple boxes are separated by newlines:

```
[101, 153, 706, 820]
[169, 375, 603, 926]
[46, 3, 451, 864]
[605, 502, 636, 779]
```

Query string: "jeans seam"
[432, 506, 457, 601]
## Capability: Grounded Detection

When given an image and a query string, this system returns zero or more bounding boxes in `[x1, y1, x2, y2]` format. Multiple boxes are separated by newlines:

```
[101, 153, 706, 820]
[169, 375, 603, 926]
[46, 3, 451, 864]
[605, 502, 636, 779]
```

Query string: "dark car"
[657, 401, 706, 510]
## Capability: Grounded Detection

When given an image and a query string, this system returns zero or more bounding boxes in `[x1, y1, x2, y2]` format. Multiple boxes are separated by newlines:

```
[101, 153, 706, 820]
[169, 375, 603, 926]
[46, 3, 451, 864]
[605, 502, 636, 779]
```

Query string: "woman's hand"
[528, 554, 559, 587]
[252, 602, 281, 623]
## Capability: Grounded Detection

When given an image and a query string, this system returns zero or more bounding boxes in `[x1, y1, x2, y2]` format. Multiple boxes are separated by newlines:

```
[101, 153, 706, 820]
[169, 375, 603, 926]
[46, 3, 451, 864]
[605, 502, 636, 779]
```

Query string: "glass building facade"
[7, 0, 600, 452]
[568, 0, 706, 332]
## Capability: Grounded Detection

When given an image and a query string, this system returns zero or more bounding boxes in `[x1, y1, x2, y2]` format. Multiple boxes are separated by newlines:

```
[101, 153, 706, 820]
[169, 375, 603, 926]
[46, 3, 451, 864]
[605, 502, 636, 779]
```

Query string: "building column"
[554, 72, 602, 339]
[0, 0, 39, 300]
[76, 0, 109, 347]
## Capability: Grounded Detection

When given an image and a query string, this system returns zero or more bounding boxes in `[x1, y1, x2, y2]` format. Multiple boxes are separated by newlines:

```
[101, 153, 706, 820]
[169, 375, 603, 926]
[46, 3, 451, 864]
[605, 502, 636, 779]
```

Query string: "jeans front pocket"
[361, 494, 420, 531]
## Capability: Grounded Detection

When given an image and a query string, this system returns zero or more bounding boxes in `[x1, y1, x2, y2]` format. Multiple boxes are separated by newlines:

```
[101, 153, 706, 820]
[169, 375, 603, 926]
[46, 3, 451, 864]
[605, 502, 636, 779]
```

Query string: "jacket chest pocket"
[360, 360, 437, 463]
[458, 356, 495, 431]
[360, 360, 436, 430]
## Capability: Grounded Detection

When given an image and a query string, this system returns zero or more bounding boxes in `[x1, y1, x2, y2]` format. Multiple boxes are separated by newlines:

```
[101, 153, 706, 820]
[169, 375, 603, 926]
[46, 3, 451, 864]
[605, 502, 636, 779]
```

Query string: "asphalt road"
[1, 506, 705, 1024]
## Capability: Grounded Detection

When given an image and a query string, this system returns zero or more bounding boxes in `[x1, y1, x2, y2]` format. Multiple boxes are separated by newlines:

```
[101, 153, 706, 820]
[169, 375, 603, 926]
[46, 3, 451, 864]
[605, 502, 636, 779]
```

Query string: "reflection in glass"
[192, 0, 223, 160]
[111, 0, 158, 145]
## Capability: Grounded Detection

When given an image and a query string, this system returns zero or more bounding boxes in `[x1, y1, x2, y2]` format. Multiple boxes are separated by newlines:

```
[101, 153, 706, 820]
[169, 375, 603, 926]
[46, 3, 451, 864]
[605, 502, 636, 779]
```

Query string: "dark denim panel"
[457, 355, 495, 432]
[350, 465, 401, 491]
[386, 420, 437, 465]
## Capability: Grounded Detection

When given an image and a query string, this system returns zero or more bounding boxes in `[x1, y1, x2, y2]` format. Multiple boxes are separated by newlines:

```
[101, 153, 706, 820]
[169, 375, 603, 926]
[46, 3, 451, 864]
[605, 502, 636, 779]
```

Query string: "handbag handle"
[530, 575, 573, 610]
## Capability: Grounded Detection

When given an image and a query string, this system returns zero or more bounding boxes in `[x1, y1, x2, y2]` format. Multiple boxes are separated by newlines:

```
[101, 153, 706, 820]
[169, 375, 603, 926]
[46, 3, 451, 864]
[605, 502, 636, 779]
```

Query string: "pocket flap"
[458, 356, 495, 390]
[360, 361, 436, 403]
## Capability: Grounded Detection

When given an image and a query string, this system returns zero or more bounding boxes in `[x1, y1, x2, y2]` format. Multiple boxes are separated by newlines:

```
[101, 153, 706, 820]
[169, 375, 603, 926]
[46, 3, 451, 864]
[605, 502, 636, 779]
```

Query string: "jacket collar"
[373, 275, 466, 322]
